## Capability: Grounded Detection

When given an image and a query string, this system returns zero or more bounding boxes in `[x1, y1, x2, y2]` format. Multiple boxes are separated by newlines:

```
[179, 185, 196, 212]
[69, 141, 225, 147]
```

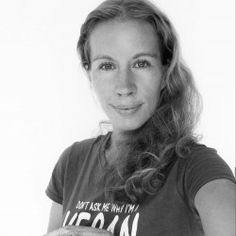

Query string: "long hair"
[77, 0, 202, 204]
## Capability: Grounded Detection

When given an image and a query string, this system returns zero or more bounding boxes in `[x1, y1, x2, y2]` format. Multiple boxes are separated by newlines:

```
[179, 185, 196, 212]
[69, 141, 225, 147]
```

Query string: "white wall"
[0, 0, 234, 235]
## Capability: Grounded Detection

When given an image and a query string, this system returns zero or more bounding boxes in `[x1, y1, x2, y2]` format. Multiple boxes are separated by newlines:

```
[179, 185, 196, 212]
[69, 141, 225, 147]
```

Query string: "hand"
[43, 225, 114, 236]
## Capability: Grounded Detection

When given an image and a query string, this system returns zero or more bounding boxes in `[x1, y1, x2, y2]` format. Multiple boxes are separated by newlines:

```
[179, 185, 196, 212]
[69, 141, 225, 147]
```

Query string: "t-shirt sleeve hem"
[192, 174, 236, 197]
[45, 188, 63, 204]
[190, 175, 236, 213]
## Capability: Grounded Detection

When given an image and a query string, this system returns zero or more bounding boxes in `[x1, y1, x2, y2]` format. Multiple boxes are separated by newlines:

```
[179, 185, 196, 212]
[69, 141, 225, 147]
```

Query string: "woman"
[44, 0, 235, 235]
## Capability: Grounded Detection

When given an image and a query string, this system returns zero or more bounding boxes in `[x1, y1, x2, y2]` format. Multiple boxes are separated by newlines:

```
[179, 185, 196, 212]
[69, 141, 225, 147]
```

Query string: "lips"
[112, 104, 142, 110]
[111, 104, 143, 116]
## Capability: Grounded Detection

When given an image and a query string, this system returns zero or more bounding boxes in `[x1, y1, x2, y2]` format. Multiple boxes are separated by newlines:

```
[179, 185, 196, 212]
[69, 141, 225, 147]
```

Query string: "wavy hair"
[77, 0, 202, 203]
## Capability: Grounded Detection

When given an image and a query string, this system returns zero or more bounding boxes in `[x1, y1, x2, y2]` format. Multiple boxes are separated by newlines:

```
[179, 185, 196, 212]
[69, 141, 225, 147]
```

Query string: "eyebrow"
[92, 52, 158, 62]
[133, 52, 158, 60]
[92, 55, 114, 62]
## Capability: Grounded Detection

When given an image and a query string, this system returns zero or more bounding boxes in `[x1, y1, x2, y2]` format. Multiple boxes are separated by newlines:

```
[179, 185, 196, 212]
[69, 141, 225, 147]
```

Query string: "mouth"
[111, 104, 143, 115]
[113, 104, 143, 110]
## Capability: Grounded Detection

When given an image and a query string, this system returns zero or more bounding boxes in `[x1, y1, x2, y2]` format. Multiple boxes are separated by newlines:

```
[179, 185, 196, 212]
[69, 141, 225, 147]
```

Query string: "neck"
[104, 131, 130, 164]
[105, 120, 151, 163]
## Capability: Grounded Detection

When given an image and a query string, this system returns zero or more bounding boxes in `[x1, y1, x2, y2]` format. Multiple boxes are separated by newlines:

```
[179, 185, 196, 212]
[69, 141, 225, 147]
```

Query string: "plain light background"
[0, 0, 235, 235]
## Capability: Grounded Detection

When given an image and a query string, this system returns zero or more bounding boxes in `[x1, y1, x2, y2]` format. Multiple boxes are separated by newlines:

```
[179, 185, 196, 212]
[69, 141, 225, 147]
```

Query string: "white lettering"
[76, 201, 90, 210]
[120, 215, 130, 236]
[107, 215, 119, 234]
[89, 202, 102, 211]
[91, 212, 105, 229]
[75, 212, 91, 226]
[68, 212, 78, 225]
[62, 211, 70, 227]
[131, 213, 139, 236]
[101, 203, 110, 212]
[111, 204, 125, 213]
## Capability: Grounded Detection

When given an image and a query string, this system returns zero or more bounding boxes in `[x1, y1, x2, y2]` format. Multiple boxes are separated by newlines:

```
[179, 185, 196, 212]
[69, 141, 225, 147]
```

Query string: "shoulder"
[50, 134, 107, 183]
[184, 142, 219, 162]
[181, 142, 235, 185]
[175, 142, 235, 212]
[62, 131, 112, 164]
[65, 134, 106, 163]
[70, 136, 101, 154]
[178, 143, 233, 175]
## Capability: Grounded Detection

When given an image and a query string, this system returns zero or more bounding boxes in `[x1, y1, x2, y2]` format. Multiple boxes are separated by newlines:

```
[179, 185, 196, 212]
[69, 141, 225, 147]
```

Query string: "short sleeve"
[184, 145, 236, 212]
[45, 145, 73, 204]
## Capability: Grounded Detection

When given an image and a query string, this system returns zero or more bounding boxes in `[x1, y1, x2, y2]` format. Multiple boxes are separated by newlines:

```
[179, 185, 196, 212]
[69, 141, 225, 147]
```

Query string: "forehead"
[88, 19, 160, 59]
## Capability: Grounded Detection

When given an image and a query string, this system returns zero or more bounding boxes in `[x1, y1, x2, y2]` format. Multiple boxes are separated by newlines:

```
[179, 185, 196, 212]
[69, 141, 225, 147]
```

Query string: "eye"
[133, 60, 151, 69]
[98, 62, 116, 71]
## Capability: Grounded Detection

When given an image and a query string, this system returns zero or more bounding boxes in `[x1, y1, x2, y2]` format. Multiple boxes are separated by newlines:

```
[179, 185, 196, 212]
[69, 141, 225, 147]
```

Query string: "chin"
[114, 118, 148, 133]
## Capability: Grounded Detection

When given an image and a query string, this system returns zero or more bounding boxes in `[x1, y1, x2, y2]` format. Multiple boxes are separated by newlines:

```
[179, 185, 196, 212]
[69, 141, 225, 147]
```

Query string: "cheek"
[142, 79, 162, 103]
[146, 92, 159, 110]
[91, 79, 112, 105]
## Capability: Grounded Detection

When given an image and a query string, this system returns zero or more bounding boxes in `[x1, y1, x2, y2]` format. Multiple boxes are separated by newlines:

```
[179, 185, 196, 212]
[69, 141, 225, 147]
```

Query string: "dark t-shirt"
[46, 132, 236, 236]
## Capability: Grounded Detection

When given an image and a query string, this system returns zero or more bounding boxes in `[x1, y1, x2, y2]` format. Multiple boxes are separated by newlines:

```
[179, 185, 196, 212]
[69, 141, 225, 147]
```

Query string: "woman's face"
[87, 19, 164, 135]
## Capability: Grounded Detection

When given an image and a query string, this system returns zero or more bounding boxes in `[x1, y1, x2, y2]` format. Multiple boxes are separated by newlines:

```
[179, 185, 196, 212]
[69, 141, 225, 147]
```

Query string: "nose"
[115, 68, 137, 97]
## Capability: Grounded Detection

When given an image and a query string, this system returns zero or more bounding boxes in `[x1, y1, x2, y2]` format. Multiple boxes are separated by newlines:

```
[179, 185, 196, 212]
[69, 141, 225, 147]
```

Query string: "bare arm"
[47, 201, 63, 233]
[45, 201, 113, 236]
[194, 178, 236, 236]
